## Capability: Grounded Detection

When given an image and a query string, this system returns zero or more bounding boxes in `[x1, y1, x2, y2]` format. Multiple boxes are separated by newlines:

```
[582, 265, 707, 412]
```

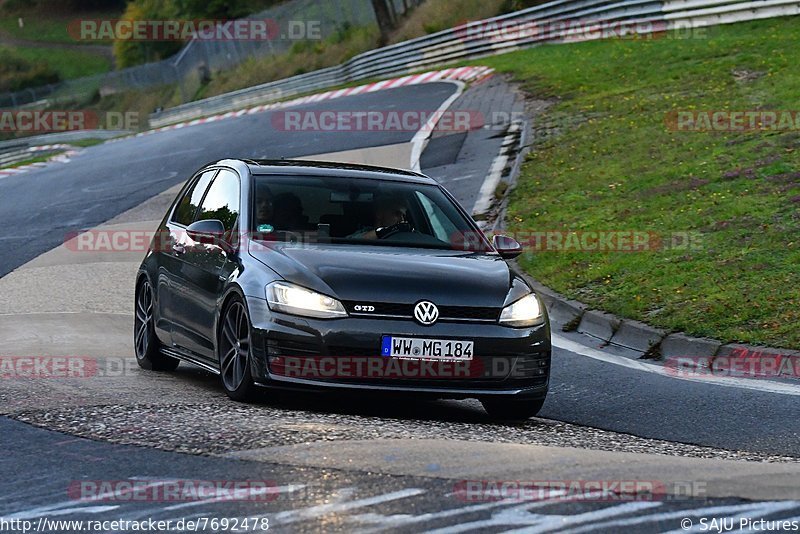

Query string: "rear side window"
[195, 169, 240, 233]
[172, 170, 216, 226]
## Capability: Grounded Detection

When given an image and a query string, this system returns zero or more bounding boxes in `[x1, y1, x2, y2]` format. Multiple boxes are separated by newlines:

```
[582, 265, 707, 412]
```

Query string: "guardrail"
[0, 130, 128, 152]
[0, 143, 32, 168]
[150, 0, 799, 128]
[0, 130, 128, 169]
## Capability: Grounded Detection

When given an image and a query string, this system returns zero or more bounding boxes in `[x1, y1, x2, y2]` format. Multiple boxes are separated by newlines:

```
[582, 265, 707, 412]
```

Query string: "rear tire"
[134, 279, 179, 371]
[481, 397, 545, 421]
[218, 297, 257, 402]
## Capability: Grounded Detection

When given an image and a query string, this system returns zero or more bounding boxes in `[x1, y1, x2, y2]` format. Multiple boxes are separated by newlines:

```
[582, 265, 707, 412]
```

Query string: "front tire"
[134, 279, 179, 371]
[218, 297, 257, 402]
[481, 397, 545, 421]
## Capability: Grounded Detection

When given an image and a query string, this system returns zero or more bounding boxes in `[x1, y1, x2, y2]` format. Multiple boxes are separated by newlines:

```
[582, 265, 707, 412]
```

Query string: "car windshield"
[251, 174, 481, 250]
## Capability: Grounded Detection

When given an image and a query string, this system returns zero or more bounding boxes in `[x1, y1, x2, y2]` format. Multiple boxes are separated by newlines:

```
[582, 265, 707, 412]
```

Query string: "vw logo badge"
[414, 301, 439, 325]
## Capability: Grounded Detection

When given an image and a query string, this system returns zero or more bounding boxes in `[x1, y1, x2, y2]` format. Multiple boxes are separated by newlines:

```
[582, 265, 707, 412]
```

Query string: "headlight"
[266, 281, 347, 319]
[499, 293, 543, 327]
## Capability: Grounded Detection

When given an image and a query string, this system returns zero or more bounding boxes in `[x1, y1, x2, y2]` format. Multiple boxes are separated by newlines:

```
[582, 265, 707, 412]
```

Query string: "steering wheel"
[376, 221, 415, 239]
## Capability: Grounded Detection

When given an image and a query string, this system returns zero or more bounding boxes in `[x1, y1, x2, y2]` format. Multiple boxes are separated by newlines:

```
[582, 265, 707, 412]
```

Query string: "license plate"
[381, 336, 474, 361]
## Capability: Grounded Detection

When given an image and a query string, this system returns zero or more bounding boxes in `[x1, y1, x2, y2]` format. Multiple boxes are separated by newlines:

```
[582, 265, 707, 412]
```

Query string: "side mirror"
[492, 234, 523, 259]
[186, 219, 226, 241]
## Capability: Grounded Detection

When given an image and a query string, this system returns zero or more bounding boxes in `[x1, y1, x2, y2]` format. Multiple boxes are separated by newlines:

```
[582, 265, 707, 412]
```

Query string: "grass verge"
[480, 17, 800, 348]
[6, 46, 110, 79]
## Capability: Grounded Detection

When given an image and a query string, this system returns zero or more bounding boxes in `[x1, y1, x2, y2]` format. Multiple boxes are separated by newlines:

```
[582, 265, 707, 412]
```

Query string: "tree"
[113, 0, 183, 68]
[370, 0, 396, 45]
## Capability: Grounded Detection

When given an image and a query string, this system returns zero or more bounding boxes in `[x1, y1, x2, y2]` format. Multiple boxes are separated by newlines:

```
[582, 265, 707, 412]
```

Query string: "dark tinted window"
[252, 175, 478, 250]
[172, 170, 216, 226]
[196, 169, 240, 233]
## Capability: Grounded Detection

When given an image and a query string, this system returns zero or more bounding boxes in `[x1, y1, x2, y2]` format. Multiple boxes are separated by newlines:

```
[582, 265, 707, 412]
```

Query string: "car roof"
[234, 159, 437, 185]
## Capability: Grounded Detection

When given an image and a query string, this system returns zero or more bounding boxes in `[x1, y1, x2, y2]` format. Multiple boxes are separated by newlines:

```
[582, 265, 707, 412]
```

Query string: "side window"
[195, 169, 240, 234]
[172, 170, 217, 226]
[416, 191, 458, 242]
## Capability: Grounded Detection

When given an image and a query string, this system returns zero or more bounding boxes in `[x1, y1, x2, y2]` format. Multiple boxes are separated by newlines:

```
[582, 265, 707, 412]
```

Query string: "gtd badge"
[414, 301, 439, 325]
[354, 305, 376, 312]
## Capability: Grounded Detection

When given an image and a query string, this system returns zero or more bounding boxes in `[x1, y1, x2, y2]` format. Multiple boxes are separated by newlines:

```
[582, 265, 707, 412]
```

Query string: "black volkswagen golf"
[135, 159, 551, 420]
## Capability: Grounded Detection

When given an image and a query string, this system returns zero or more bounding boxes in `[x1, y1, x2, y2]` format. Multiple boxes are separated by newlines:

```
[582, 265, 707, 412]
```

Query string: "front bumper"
[245, 297, 551, 400]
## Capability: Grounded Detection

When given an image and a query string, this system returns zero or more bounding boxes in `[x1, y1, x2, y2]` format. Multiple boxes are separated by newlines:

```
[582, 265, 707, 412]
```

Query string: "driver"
[350, 194, 409, 240]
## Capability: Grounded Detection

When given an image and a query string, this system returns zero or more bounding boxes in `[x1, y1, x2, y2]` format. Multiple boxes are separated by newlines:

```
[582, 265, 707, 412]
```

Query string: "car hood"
[249, 243, 513, 307]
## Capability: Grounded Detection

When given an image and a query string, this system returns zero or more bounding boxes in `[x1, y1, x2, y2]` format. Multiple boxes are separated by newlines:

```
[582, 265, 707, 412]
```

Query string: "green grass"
[68, 138, 106, 148]
[480, 17, 800, 349]
[8, 46, 110, 79]
[0, 15, 75, 44]
[0, 9, 121, 45]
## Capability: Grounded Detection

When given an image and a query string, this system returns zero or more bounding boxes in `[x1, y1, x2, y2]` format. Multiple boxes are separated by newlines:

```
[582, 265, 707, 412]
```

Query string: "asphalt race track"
[1, 80, 799, 532]
[0, 82, 458, 278]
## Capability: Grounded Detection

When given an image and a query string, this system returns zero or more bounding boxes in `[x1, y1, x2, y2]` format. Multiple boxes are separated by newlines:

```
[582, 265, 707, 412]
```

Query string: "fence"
[1, 0, 797, 121]
[147, 0, 800, 127]
[0, 0, 423, 109]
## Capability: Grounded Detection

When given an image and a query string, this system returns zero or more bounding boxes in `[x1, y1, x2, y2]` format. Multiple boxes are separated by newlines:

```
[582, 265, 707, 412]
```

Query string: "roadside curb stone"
[577, 310, 620, 343]
[519, 266, 795, 366]
[781, 352, 800, 379]
[714, 343, 800, 380]
[656, 333, 722, 362]
[514, 260, 799, 374]
[609, 319, 667, 354]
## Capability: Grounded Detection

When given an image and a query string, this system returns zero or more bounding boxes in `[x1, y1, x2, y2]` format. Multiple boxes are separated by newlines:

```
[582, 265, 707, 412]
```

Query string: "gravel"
[11, 398, 800, 464]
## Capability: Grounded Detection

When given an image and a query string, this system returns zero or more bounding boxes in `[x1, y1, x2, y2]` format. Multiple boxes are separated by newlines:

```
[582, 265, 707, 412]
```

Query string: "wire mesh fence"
[0, 0, 424, 109]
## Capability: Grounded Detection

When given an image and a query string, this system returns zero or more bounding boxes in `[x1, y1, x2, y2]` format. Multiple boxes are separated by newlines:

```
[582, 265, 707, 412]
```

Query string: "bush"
[112, 0, 286, 68]
[113, 0, 183, 68]
[0, 48, 60, 92]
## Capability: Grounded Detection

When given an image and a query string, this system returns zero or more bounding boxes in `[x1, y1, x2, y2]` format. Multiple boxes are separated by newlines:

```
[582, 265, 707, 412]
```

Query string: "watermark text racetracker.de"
[271, 110, 539, 133]
[452, 479, 707, 502]
[271, 110, 485, 132]
[665, 110, 800, 132]
[666, 349, 800, 380]
[0, 356, 140, 379]
[69, 479, 288, 502]
[455, 230, 704, 253]
[0, 110, 139, 133]
[455, 18, 708, 43]
[266, 353, 548, 381]
[70, 18, 321, 41]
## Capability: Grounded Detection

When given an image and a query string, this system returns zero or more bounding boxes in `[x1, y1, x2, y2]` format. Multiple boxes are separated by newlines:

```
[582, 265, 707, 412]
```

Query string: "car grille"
[342, 301, 500, 323]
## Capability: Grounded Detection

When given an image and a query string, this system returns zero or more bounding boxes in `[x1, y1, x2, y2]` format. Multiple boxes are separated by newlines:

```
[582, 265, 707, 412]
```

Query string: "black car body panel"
[137, 159, 551, 401]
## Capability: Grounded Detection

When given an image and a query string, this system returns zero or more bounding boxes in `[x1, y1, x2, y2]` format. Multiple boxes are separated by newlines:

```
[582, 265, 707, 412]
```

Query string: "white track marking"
[424, 500, 659, 534]
[472, 121, 521, 215]
[409, 81, 465, 172]
[553, 333, 800, 396]
[162, 484, 306, 511]
[272, 488, 425, 524]
[351, 491, 568, 533]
